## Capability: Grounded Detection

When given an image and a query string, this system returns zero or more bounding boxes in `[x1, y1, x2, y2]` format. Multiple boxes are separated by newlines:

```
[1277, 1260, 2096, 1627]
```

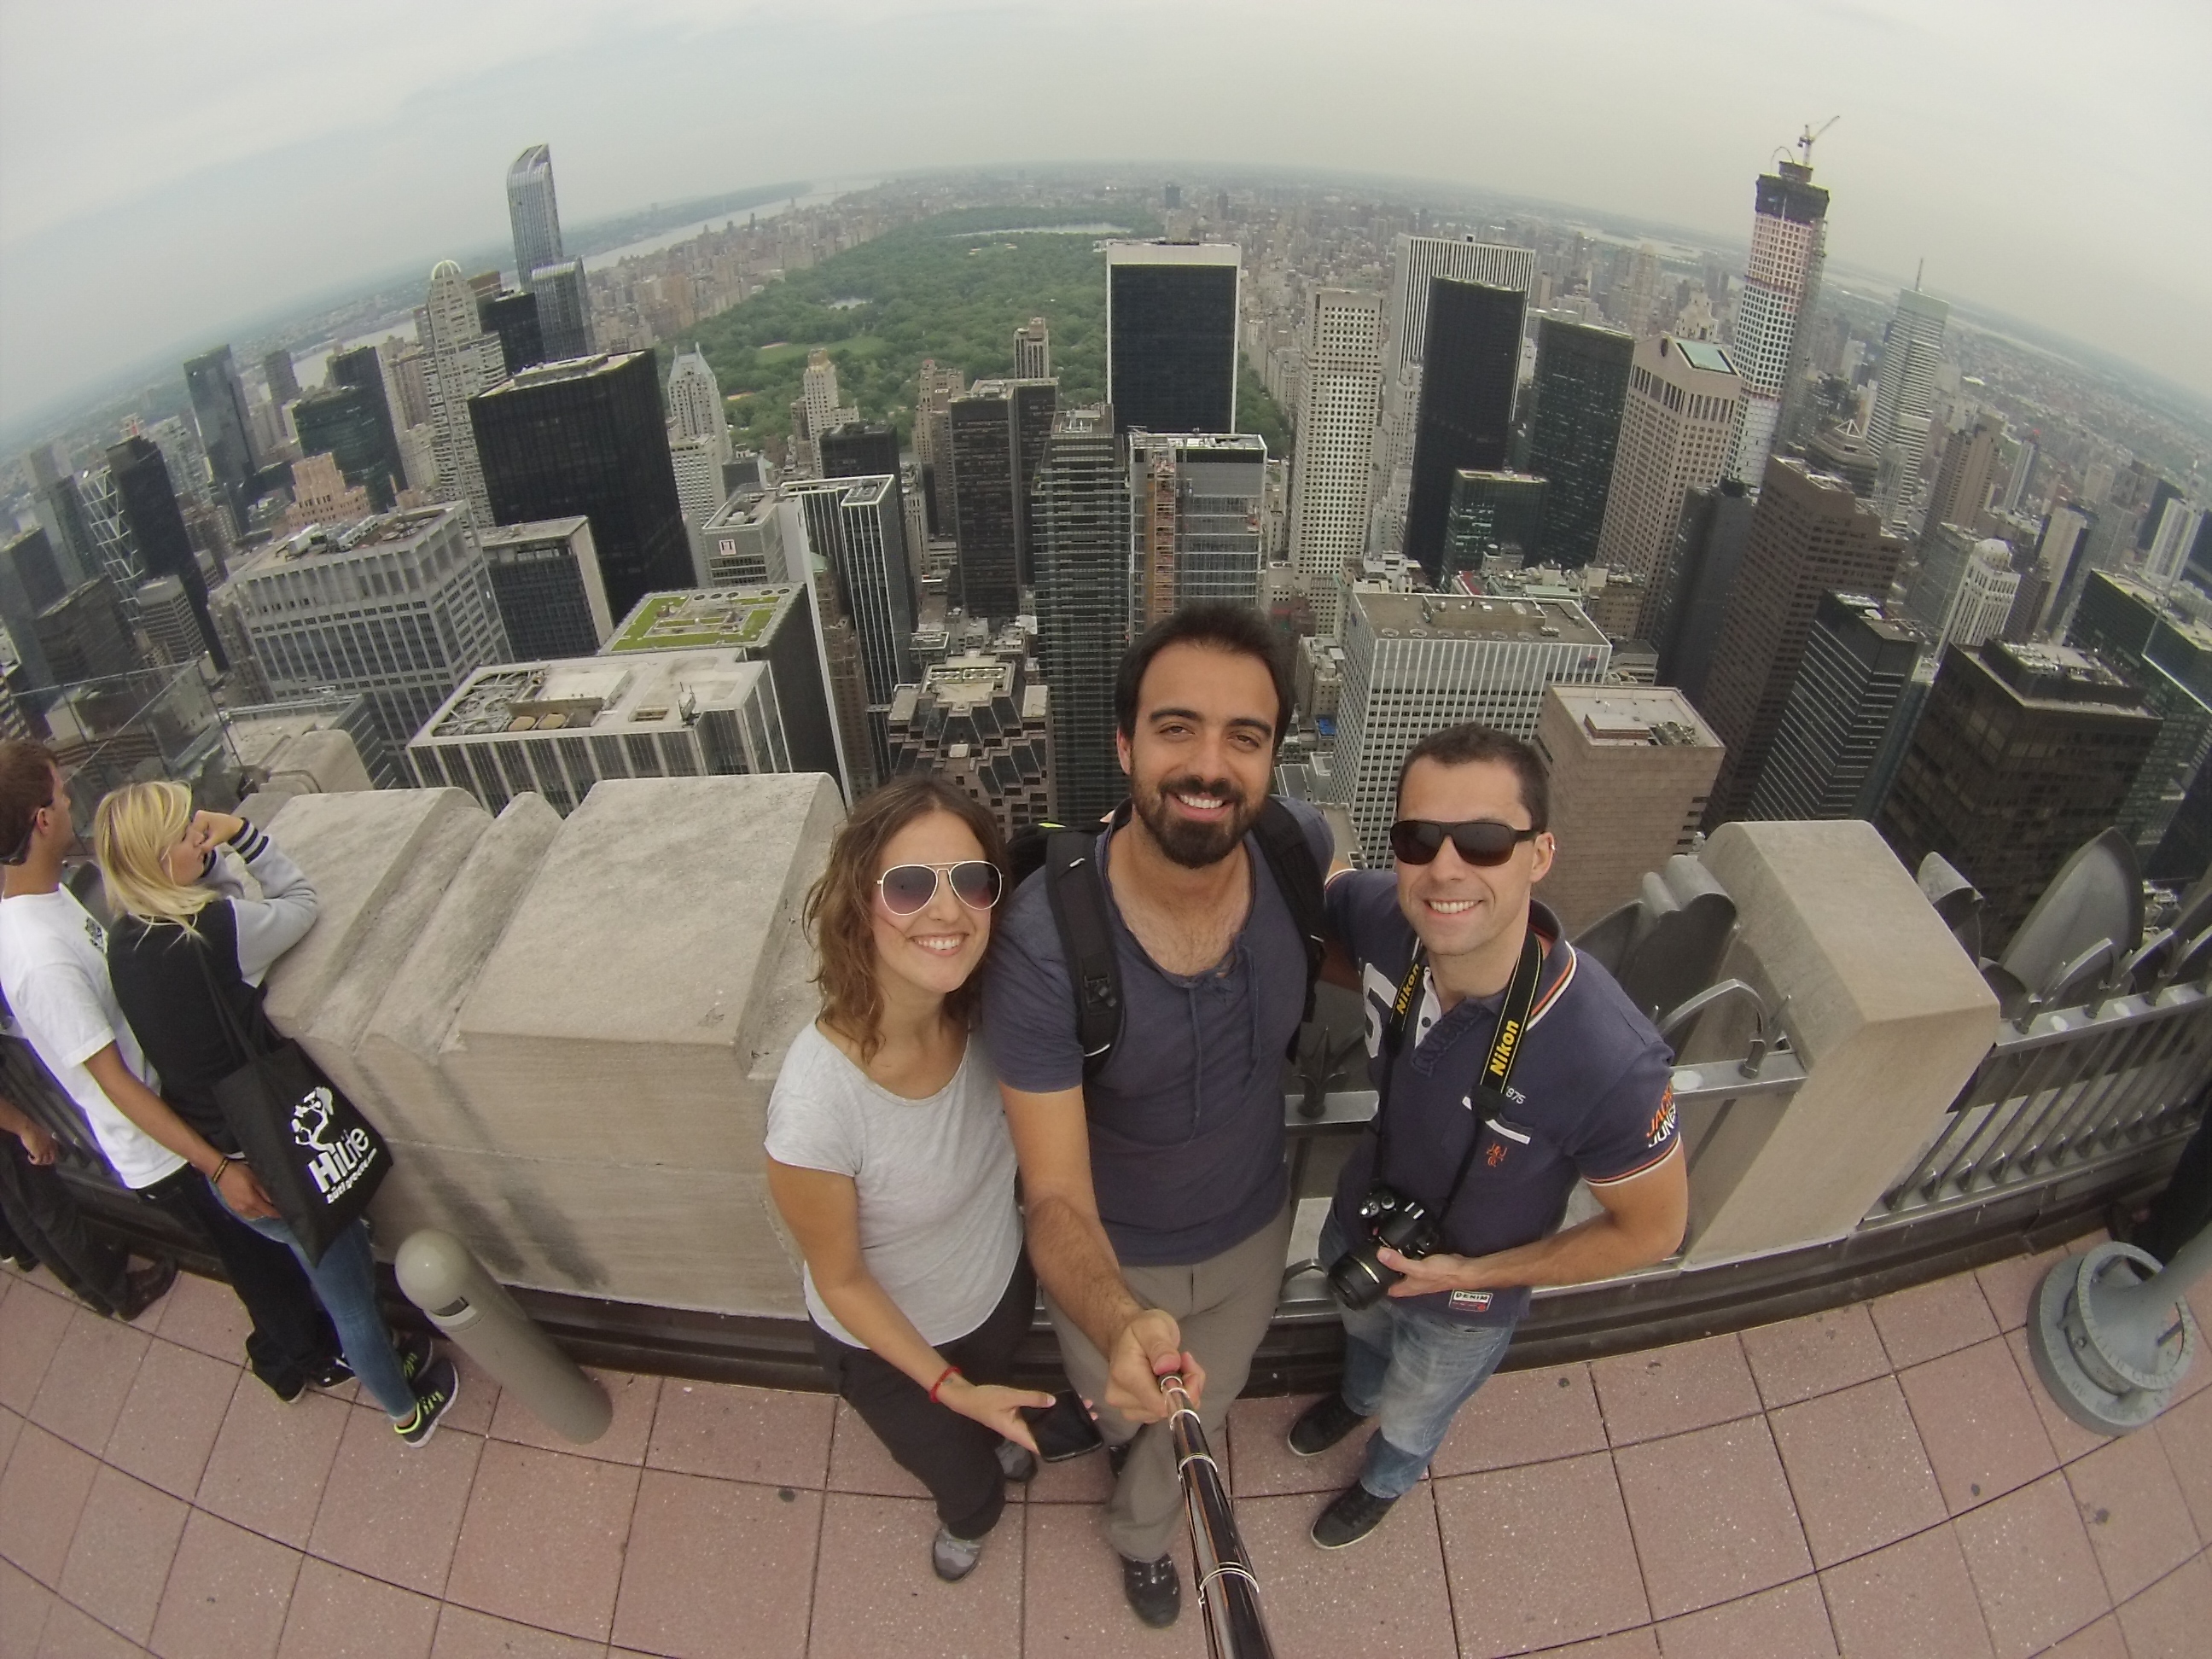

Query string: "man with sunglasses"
[1291, 723, 1688, 1548]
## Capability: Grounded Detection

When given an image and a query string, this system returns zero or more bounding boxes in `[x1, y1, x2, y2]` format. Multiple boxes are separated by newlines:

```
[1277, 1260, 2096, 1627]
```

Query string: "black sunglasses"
[877, 860, 1004, 916]
[1390, 818, 1542, 868]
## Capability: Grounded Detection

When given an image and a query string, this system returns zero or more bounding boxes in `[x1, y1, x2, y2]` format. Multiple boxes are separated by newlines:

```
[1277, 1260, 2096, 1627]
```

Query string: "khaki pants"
[1043, 1201, 1293, 1562]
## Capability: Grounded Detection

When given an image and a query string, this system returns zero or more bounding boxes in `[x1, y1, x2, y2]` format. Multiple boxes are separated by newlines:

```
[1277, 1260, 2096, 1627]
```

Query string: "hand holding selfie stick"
[1161, 1373, 1277, 1659]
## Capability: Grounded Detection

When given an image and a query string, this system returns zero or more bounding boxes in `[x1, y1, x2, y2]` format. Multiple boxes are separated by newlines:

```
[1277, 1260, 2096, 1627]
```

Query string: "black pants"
[2140, 1100, 2212, 1264]
[0, 1142, 131, 1313]
[812, 1254, 1037, 1541]
[138, 1165, 338, 1395]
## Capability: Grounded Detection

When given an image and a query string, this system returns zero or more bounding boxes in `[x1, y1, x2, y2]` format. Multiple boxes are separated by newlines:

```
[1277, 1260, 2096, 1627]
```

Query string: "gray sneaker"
[932, 1525, 985, 1582]
[994, 1440, 1038, 1482]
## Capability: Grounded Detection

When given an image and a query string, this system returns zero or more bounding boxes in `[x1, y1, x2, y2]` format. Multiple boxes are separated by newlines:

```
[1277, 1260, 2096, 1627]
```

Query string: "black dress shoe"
[1287, 1393, 1369, 1456]
[1121, 1553, 1181, 1627]
[116, 1257, 177, 1320]
[1311, 1481, 1399, 1548]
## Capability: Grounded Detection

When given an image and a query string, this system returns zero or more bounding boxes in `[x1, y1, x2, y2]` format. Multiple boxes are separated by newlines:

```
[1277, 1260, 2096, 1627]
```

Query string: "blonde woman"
[94, 783, 458, 1446]
[765, 777, 1053, 1583]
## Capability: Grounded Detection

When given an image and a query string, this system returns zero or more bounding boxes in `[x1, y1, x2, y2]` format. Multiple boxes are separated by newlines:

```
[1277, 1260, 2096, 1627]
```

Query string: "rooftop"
[478, 352, 646, 396]
[415, 650, 767, 742]
[1354, 588, 1610, 648]
[478, 517, 591, 550]
[1552, 685, 1723, 748]
[608, 589, 795, 653]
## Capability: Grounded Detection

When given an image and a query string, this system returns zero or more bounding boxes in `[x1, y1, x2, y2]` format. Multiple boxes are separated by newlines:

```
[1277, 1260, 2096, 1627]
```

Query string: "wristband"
[209, 1157, 230, 1185]
[928, 1365, 961, 1404]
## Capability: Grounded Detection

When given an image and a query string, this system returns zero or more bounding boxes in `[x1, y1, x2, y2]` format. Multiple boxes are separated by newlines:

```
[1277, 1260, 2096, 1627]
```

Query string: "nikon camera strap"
[1371, 925, 1546, 1219]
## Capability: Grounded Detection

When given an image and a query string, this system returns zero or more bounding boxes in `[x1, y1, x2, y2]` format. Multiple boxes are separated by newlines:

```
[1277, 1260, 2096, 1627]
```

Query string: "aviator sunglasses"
[1389, 818, 1542, 868]
[876, 859, 1004, 915]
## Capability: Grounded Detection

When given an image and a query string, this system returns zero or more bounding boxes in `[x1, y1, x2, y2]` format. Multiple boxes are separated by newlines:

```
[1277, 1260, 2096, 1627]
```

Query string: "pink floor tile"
[2063, 1426, 2199, 1604]
[2000, 1326, 2109, 1466]
[2040, 1613, 2128, 1657]
[1532, 1633, 1659, 1657]
[152, 1274, 253, 1368]
[1816, 1525, 1995, 1659]
[609, 1469, 818, 1659]
[2151, 1382, 2212, 1544]
[1897, 1337, 2058, 1514]
[27, 1307, 148, 1455]
[0, 1280, 75, 1412]
[1024, 1442, 1116, 1505]
[1238, 1487, 1458, 1657]
[1017, 1502, 1205, 1658]
[488, 1366, 657, 1466]
[1225, 1394, 1362, 1499]
[275, 1557, 439, 1659]
[428, 1604, 607, 1659]
[1869, 1273, 2000, 1371]
[1951, 1472, 2111, 1659]
[56, 1467, 189, 1644]
[1767, 1376, 1946, 1568]
[1973, 1246, 2072, 1334]
[809, 1492, 1022, 1659]
[1652, 1578, 1836, 1658]
[104, 1340, 241, 1501]
[306, 1407, 483, 1597]
[444, 1441, 640, 1643]
[1614, 1418, 1812, 1620]
[193, 1378, 350, 1548]
[1738, 1304, 1892, 1411]
[149, 1508, 303, 1659]
[2116, 1554, 2212, 1659]
[0, 1424, 99, 1586]
[1591, 1333, 1763, 1447]
[643, 1378, 833, 1489]
[0, 1402, 23, 1476]
[1435, 1451, 1650, 1655]
[824, 1398, 933, 1499]
[2, 1557, 55, 1656]
[1430, 1360, 1607, 1476]
[36, 1597, 144, 1659]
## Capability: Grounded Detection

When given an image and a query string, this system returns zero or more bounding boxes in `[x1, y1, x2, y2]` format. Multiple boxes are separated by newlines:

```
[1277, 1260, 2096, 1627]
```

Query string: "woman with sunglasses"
[765, 777, 1053, 1583]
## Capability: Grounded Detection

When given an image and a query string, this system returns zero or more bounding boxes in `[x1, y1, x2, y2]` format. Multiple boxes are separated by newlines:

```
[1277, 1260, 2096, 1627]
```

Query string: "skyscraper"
[1402, 278, 1527, 578]
[328, 346, 406, 500]
[819, 422, 900, 483]
[667, 347, 730, 458]
[469, 352, 694, 626]
[1726, 154, 1830, 484]
[1287, 288, 1381, 635]
[477, 289, 545, 375]
[1013, 317, 1051, 380]
[1522, 317, 1634, 568]
[262, 349, 300, 406]
[1698, 457, 1902, 824]
[886, 652, 1056, 836]
[421, 260, 509, 527]
[25, 447, 98, 590]
[104, 435, 224, 667]
[1331, 587, 1611, 864]
[2144, 497, 2207, 590]
[783, 474, 918, 729]
[183, 345, 261, 533]
[1030, 406, 1131, 823]
[2065, 569, 2212, 855]
[1612, 244, 1665, 338]
[1747, 591, 1930, 821]
[0, 530, 60, 688]
[1104, 242, 1241, 434]
[1443, 471, 1547, 580]
[913, 359, 964, 538]
[36, 579, 141, 684]
[1903, 527, 2019, 654]
[1592, 335, 1743, 585]
[1371, 236, 1535, 552]
[529, 262, 594, 361]
[801, 350, 847, 447]
[1128, 433, 1268, 620]
[291, 386, 400, 512]
[506, 145, 564, 294]
[1877, 642, 2159, 947]
[948, 379, 1057, 620]
[480, 517, 614, 660]
[1866, 288, 1950, 528]
[1924, 411, 2005, 533]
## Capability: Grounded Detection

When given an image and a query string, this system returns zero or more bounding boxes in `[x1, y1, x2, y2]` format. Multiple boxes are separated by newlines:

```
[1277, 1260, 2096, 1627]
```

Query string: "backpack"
[1005, 800, 1329, 1080]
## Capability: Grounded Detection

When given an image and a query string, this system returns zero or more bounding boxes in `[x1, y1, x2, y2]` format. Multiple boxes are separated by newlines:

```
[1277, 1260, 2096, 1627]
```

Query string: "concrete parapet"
[260, 774, 841, 1313]
[1683, 819, 2000, 1264]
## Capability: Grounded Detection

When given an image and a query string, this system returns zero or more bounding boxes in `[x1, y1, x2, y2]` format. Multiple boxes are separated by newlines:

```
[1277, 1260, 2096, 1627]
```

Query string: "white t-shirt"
[765, 1023, 1022, 1348]
[0, 887, 186, 1190]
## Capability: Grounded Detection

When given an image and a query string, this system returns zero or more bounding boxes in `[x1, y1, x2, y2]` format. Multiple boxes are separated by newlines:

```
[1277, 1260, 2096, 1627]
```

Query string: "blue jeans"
[236, 1208, 414, 1418]
[1322, 1213, 1518, 1499]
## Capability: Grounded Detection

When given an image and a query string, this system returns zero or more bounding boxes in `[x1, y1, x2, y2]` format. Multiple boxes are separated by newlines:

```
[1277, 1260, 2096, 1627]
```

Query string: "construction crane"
[1791, 116, 1841, 169]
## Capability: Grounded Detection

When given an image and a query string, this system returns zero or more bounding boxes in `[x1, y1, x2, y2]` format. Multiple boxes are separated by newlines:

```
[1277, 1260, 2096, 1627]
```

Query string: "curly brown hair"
[804, 777, 1007, 1060]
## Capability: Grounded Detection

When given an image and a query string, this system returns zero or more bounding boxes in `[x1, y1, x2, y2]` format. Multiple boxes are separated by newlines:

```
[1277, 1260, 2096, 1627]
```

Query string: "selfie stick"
[1161, 1374, 1278, 1659]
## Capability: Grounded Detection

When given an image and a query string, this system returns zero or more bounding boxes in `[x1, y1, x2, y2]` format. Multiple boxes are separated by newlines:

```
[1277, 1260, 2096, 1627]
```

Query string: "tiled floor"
[1, 1232, 2206, 1658]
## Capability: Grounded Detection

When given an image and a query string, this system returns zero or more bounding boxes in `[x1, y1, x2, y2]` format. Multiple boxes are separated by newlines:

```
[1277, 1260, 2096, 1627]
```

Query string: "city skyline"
[3, 1, 2209, 439]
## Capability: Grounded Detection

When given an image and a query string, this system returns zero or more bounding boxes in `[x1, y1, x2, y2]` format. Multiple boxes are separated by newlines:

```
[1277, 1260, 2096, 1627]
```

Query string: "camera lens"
[1327, 1244, 1400, 1311]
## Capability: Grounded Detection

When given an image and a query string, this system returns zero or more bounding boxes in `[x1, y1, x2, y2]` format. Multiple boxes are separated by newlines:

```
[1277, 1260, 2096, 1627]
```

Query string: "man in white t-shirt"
[0, 740, 341, 1398]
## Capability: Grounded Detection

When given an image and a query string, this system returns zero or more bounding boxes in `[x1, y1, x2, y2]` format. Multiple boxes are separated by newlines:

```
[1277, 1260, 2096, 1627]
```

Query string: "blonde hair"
[94, 781, 217, 928]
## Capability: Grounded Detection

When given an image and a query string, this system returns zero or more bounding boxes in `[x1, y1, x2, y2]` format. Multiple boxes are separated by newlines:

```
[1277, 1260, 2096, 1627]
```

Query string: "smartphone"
[1020, 1388, 1105, 1462]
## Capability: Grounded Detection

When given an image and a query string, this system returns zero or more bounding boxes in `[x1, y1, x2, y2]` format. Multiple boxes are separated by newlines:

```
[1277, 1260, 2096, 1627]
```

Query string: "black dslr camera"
[1327, 1183, 1441, 1310]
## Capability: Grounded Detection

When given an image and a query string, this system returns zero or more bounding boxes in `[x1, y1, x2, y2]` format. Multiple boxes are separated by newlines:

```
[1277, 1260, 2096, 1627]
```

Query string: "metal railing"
[1874, 979, 2212, 1220]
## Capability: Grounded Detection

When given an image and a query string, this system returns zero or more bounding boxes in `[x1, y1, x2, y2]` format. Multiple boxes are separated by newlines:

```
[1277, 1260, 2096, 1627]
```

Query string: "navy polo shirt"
[982, 796, 1333, 1266]
[1326, 871, 1678, 1325]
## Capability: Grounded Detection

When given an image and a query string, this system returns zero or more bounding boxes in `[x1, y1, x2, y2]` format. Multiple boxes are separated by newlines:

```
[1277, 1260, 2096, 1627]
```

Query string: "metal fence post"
[396, 1229, 611, 1444]
[2027, 1221, 2208, 1434]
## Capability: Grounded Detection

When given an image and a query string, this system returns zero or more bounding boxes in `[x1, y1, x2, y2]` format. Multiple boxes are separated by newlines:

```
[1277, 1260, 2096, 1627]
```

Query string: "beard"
[1132, 770, 1263, 870]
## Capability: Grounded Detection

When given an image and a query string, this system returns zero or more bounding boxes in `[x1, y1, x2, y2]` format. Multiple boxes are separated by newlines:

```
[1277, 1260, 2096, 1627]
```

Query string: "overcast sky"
[3, 0, 2208, 435]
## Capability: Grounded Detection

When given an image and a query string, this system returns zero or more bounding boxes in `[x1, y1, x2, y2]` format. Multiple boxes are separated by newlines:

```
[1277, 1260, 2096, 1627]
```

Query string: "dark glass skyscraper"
[949, 380, 1057, 620]
[292, 387, 399, 511]
[469, 352, 694, 625]
[183, 345, 260, 533]
[1444, 471, 1547, 582]
[1403, 278, 1526, 577]
[1105, 243, 1239, 434]
[477, 289, 545, 375]
[328, 346, 405, 494]
[1031, 407, 1132, 822]
[480, 518, 610, 660]
[104, 435, 224, 667]
[1522, 317, 1633, 568]
[1748, 591, 1930, 821]
[531, 262, 594, 361]
[819, 422, 900, 483]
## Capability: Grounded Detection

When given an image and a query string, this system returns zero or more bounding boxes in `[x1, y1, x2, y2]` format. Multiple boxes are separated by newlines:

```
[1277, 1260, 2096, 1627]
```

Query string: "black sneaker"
[1121, 1554, 1180, 1627]
[394, 1357, 460, 1447]
[1311, 1481, 1398, 1549]
[994, 1440, 1038, 1483]
[310, 1354, 356, 1389]
[116, 1257, 177, 1320]
[1288, 1393, 1369, 1457]
[397, 1328, 434, 1383]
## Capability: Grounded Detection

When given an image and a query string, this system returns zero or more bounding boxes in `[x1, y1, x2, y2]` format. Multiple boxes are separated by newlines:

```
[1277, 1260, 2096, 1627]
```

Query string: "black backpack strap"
[1043, 829, 1123, 1080]
[1252, 798, 1329, 1039]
